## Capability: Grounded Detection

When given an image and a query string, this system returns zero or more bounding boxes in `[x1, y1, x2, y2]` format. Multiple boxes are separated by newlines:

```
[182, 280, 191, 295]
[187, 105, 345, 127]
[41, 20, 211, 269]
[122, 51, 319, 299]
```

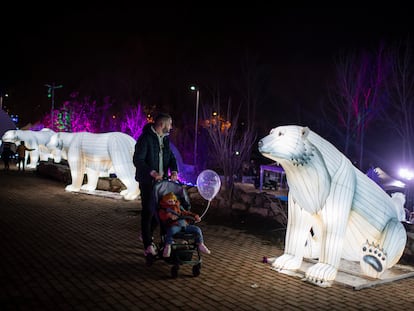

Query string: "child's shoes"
[198, 243, 211, 254]
[163, 244, 171, 257]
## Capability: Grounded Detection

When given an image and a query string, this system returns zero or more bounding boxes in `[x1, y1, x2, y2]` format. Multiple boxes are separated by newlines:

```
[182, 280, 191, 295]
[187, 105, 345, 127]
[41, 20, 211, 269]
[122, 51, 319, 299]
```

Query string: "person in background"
[1, 143, 15, 171]
[133, 113, 179, 257]
[16, 141, 34, 171]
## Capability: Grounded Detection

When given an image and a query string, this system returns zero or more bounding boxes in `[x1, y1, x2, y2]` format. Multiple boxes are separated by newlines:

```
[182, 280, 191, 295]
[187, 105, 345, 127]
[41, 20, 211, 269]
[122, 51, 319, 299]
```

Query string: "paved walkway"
[1, 168, 414, 310]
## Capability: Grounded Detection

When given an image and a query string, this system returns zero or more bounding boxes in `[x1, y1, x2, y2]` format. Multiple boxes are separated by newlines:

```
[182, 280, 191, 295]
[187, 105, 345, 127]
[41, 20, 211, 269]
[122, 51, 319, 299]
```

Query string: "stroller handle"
[158, 176, 182, 184]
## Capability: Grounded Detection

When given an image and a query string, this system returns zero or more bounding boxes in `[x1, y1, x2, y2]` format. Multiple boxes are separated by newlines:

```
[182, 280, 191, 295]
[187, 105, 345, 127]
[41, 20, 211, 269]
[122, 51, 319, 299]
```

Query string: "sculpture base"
[77, 189, 125, 200]
[269, 258, 414, 290]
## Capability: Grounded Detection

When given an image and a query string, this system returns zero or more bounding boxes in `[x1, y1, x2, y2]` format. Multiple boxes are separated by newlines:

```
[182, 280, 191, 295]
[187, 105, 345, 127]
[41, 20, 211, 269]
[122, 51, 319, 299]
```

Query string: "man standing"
[133, 113, 178, 257]
[16, 141, 35, 171]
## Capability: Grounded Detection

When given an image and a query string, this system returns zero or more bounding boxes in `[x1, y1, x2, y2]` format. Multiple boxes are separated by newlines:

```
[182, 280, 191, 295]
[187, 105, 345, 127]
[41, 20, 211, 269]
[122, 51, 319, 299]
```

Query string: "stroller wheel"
[171, 265, 179, 278]
[192, 263, 201, 277]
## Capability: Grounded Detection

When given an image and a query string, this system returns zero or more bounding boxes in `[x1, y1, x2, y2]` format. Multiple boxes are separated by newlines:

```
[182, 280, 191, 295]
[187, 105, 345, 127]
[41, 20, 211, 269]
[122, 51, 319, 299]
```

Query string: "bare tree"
[382, 39, 414, 165]
[238, 52, 269, 129]
[328, 45, 388, 168]
[202, 105, 257, 204]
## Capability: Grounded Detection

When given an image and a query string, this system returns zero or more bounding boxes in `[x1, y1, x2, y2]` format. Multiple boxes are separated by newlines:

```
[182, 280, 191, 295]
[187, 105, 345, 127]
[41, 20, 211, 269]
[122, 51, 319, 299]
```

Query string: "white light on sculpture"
[399, 168, 414, 181]
[46, 132, 75, 163]
[57, 131, 140, 201]
[2, 129, 56, 167]
[258, 125, 407, 287]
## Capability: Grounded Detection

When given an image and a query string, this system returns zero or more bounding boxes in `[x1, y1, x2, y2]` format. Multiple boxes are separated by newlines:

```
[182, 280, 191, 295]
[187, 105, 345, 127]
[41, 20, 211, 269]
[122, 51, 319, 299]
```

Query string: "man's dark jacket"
[133, 123, 178, 184]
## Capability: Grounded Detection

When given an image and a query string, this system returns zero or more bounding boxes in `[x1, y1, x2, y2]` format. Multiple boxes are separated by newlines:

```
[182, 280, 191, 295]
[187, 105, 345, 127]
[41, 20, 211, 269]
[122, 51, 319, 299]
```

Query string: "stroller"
[145, 180, 203, 278]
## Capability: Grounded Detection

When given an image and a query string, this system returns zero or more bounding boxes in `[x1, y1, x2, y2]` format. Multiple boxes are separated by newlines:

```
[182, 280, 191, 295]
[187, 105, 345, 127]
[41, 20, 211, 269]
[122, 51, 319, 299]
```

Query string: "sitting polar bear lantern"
[258, 125, 407, 287]
[2, 129, 55, 168]
[64, 131, 140, 201]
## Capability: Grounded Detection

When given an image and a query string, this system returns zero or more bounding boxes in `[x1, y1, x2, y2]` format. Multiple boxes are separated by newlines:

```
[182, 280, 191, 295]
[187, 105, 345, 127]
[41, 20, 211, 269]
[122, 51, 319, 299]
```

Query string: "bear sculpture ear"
[301, 127, 310, 138]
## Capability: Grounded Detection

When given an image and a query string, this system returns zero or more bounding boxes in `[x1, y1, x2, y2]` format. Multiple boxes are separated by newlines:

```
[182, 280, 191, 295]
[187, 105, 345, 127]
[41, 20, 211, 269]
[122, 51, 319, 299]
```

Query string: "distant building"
[0, 109, 17, 150]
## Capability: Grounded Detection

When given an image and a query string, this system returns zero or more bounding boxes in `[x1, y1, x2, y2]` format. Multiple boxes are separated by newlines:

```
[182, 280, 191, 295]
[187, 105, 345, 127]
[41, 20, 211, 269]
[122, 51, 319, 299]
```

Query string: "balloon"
[196, 169, 221, 201]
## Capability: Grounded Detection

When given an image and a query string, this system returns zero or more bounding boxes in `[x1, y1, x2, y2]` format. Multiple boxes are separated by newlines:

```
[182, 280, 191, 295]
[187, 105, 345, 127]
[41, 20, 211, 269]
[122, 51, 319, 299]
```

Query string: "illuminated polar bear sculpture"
[64, 131, 139, 201]
[47, 131, 117, 179]
[258, 125, 407, 287]
[2, 129, 55, 168]
[46, 131, 75, 163]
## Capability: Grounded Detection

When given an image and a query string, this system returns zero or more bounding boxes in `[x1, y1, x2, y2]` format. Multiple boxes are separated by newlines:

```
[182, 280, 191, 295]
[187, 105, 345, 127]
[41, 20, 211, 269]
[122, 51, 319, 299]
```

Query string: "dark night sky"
[1, 5, 413, 170]
[2, 7, 410, 107]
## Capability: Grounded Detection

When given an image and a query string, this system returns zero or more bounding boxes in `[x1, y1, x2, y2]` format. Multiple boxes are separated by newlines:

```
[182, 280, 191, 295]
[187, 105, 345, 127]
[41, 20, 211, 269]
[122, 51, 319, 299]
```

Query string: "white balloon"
[196, 169, 221, 201]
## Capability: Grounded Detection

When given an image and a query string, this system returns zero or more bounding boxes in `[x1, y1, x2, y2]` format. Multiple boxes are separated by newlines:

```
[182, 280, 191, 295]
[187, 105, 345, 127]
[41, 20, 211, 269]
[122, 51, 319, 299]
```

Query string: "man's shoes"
[163, 244, 171, 257]
[144, 243, 157, 256]
[198, 243, 211, 254]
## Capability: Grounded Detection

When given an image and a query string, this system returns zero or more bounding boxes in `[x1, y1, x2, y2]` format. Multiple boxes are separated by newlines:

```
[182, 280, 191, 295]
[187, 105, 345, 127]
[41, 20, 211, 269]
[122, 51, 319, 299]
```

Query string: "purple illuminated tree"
[120, 103, 147, 139]
[329, 45, 388, 168]
[40, 92, 149, 139]
[63, 96, 99, 132]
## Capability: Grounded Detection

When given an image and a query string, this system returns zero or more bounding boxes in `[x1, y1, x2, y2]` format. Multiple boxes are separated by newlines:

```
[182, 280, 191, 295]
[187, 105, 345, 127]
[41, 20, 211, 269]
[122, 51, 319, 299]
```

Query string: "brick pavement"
[1, 168, 414, 310]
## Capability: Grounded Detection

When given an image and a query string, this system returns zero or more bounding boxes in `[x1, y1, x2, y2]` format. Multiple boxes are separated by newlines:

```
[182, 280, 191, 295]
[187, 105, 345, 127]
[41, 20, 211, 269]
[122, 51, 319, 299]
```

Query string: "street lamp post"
[0, 92, 8, 110]
[190, 85, 200, 172]
[45, 83, 63, 130]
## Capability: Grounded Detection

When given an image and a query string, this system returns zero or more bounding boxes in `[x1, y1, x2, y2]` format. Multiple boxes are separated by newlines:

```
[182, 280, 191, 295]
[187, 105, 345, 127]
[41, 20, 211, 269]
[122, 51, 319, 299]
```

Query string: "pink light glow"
[39, 97, 148, 139]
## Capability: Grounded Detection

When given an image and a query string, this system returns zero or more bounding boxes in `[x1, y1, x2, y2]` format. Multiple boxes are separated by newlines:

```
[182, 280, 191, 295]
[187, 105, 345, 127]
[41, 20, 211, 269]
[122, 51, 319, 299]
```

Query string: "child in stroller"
[148, 180, 211, 278]
[159, 191, 211, 257]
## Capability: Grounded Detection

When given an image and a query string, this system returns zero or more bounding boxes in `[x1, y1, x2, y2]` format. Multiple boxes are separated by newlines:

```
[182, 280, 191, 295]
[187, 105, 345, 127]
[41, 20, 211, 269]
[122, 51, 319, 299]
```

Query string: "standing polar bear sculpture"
[2, 129, 55, 168]
[47, 131, 117, 178]
[258, 125, 407, 287]
[46, 131, 76, 163]
[64, 132, 140, 201]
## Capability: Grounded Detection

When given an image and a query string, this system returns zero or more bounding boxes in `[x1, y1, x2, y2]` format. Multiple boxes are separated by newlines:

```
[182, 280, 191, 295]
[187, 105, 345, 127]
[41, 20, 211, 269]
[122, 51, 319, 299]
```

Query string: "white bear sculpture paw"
[305, 263, 336, 287]
[271, 254, 302, 271]
[360, 241, 387, 278]
[65, 185, 81, 192]
[121, 189, 140, 201]
[80, 184, 97, 191]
